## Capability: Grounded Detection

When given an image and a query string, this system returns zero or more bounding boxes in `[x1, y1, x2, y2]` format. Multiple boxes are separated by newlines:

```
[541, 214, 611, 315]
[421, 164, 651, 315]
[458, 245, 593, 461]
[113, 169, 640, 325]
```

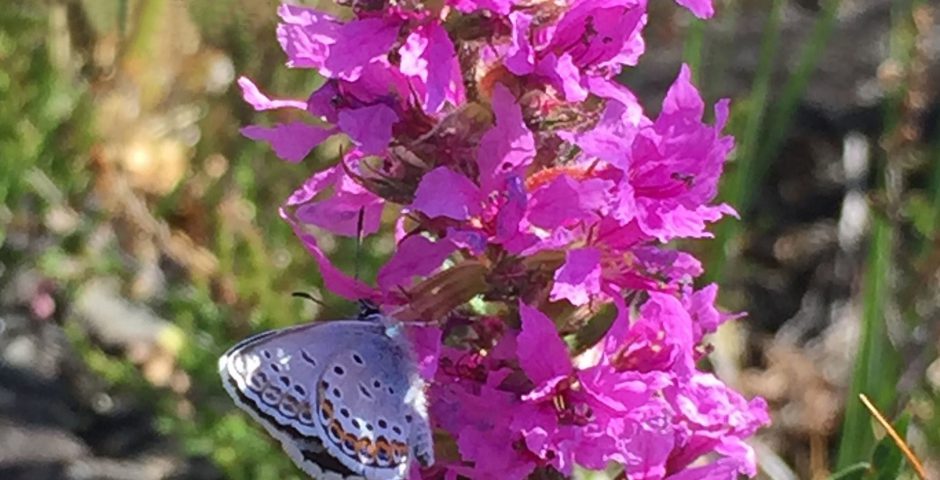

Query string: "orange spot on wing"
[356, 437, 377, 463]
[329, 419, 343, 439]
[320, 398, 334, 419]
[391, 442, 408, 462]
[375, 436, 393, 463]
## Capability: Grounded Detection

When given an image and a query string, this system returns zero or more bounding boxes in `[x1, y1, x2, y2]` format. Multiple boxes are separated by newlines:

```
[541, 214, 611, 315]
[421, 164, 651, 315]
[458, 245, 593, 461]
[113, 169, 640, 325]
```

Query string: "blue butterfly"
[219, 300, 434, 480]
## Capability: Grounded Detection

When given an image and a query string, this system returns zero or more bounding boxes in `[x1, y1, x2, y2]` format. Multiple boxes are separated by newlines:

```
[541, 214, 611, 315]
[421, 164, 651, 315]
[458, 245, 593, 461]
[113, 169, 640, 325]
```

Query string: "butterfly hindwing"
[312, 328, 433, 480]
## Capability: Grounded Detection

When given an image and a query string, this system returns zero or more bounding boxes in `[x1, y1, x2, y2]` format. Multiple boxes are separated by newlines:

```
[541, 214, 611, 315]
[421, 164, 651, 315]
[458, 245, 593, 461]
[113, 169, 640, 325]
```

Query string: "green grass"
[836, 0, 924, 469]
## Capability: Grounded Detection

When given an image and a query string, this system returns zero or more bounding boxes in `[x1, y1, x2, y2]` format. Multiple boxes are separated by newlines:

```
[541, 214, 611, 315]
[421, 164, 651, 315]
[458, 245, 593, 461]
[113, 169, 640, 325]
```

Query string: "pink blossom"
[503, 0, 648, 100]
[239, 1, 769, 478]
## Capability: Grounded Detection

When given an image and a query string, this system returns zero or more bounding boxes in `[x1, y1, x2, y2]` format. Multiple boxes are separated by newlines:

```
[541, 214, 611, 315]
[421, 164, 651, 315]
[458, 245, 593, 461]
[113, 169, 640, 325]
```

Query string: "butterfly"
[218, 299, 434, 480]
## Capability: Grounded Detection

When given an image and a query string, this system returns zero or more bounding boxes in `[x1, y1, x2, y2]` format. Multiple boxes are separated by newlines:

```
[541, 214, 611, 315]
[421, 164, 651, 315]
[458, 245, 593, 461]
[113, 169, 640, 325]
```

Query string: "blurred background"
[0, 0, 938, 479]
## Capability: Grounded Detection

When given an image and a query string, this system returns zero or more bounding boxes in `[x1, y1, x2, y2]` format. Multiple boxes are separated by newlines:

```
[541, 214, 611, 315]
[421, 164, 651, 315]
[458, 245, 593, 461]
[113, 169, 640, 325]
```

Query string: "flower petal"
[376, 236, 456, 291]
[276, 4, 341, 69]
[505, 12, 535, 76]
[660, 64, 705, 121]
[238, 77, 307, 111]
[241, 123, 336, 163]
[289, 165, 385, 236]
[536, 53, 587, 101]
[528, 175, 614, 229]
[294, 192, 384, 237]
[323, 18, 400, 81]
[551, 247, 603, 306]
[412, 167, 482, 221]
[517, 303, 572, 384]
[673, 0, 714, 19]
[337, 103, 398, 155]
[400, 24, 465, 112]
[280, 199, 377, 301]
[477, 84, 535, 192]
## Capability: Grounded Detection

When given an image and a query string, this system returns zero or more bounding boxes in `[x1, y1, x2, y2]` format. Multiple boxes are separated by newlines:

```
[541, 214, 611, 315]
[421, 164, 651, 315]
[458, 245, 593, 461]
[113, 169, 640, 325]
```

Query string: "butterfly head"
[357, 298, 382, 320]
[357, 298, 403, 338]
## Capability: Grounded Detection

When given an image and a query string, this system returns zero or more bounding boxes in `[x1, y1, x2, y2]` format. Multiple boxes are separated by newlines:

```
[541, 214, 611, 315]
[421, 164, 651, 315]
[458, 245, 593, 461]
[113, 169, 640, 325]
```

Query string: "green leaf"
[827, 462, 871, 480]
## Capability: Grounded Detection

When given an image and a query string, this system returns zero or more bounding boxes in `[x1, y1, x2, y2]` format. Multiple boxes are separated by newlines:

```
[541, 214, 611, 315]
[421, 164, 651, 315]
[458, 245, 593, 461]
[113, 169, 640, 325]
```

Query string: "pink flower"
[239, 1, 768, 478]
[278, 4, 464, 113]
[428, 294, 768, 479]
[504, 0, 648, 100]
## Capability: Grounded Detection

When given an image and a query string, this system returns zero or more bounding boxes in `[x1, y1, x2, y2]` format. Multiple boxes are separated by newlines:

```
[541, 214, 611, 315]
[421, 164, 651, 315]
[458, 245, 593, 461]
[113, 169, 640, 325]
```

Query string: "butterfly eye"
[352, 353, 364, 365]
[333, 365, 345, 375]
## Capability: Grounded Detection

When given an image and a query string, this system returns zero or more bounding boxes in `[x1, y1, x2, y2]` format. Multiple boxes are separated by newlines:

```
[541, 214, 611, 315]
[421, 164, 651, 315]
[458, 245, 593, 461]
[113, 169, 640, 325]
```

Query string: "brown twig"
[858, 393, 927, 479]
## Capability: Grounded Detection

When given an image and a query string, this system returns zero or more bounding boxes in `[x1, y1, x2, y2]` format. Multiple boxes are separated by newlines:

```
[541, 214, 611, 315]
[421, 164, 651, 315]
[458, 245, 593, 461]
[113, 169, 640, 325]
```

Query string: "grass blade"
[705, 0, 784, 281]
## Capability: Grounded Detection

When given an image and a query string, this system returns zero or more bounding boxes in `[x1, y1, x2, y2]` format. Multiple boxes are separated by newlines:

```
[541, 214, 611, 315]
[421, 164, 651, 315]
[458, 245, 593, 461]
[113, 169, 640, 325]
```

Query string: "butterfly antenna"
[354, 206, 365, 282]
[291, 291, 326, 308]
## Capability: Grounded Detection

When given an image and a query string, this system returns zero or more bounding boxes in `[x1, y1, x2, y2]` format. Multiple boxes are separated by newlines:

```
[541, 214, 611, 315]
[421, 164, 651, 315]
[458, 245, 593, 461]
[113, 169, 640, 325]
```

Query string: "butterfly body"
[219, 311, 433, 480]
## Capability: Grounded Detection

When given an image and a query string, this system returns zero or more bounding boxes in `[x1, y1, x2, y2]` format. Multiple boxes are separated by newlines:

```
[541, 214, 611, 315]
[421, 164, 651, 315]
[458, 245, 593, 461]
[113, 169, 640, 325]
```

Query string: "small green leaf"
[827, 462, 871, 480]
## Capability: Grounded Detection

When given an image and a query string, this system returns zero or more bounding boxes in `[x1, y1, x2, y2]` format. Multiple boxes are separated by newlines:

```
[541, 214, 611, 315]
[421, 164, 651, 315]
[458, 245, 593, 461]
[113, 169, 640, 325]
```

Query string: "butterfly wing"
[313, 329, 434, 480]
[219, 320, 383, 480]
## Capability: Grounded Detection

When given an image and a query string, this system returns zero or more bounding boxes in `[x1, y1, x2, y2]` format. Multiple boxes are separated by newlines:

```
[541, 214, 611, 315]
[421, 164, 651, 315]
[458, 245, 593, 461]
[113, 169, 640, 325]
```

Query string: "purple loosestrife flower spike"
[239, 0, 769, 478]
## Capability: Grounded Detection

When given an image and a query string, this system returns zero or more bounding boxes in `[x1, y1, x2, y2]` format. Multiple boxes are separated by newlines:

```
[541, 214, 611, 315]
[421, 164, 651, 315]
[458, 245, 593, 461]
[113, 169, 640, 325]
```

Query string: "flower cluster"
[241, 0, 769, 478]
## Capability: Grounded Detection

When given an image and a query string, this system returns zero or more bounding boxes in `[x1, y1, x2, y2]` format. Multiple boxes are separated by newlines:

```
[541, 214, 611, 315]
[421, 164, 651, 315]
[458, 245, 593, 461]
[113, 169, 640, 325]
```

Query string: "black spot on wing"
[301, 350, 318, 366]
